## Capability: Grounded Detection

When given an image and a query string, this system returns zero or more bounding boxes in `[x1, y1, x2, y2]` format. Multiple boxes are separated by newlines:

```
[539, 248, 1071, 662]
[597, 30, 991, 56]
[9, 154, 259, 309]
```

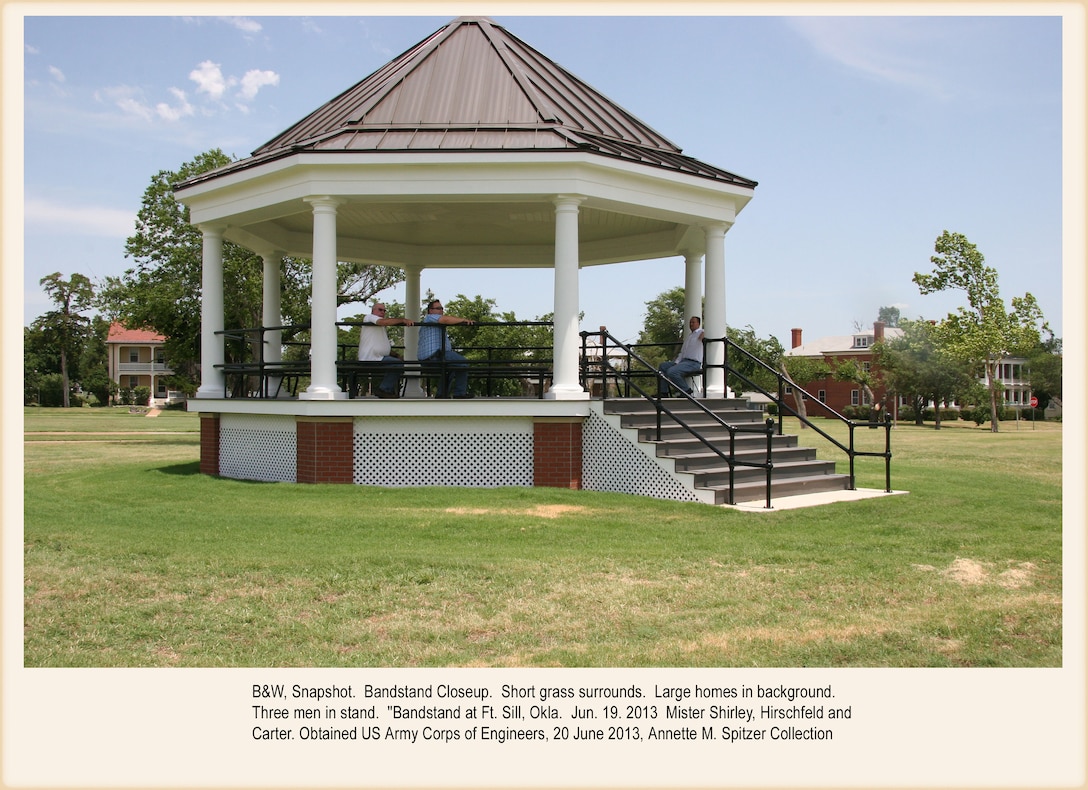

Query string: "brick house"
[784, 321, 903, 416]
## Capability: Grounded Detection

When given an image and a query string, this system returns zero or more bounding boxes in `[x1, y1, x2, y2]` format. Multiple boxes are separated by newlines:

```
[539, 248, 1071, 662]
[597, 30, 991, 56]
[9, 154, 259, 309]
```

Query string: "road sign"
[1030, 395, 1039, 408]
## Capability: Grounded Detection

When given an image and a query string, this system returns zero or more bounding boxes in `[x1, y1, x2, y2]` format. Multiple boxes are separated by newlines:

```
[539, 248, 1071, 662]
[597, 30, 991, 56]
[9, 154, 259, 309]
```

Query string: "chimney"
[791, 328, 803, 349]
[874, 321, 885, 344]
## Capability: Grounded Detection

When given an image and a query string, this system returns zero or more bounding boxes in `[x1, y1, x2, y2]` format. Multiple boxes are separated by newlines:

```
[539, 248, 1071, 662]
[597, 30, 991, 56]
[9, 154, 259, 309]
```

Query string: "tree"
[874, 319, 976, 428]
[37, 272, 95, 407]
[779, 356, 831, 425]
[635, 286, 687, 369]
[877, 305, 901, 328]
[1026, 330, 1062, 411]
[98, 149, 405, 389]
[726, 325, 784, 394]
[913, 231, 1046, 432]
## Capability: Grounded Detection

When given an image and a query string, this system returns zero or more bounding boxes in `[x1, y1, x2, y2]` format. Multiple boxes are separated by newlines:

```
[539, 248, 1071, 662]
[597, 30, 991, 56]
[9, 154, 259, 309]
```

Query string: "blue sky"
[17, 11, 1067, 347]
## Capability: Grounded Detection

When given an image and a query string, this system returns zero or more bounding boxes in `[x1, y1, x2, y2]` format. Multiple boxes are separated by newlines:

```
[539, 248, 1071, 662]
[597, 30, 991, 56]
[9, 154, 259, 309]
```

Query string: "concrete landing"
[722, 488, 909, 512]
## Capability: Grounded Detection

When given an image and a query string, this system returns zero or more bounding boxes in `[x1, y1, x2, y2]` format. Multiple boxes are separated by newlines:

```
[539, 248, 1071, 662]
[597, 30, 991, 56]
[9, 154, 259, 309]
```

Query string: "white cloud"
[238, 69, 279, 101]
[24, 198, 135, 238]
[97, 86, 155, 122]
[26, 43, 40, 54]
[221, 17, 262, 35]
[156, 87, 194, 121]
[189, 60, 235, 100]
[48, 65, 65, 82]
[786, 18, 952, 100]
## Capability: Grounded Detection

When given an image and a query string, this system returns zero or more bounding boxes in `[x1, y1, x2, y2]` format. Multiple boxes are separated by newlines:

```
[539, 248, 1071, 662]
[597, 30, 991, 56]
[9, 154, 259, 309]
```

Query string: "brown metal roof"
[181, 17, 756, 190]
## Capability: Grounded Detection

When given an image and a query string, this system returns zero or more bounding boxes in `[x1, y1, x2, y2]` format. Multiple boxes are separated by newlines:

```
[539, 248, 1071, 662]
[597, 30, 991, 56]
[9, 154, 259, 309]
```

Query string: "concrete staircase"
[603, 398, 853, 505]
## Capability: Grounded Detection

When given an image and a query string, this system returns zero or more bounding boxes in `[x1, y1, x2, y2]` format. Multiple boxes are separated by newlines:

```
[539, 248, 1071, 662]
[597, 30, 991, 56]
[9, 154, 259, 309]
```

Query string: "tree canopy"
[913, 230, 1046, 431]
[36, 272, 95, 407]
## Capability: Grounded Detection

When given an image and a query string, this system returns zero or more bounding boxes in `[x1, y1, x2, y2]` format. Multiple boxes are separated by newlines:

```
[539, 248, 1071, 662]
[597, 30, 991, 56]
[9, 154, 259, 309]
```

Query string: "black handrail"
[581, 329, 776, 508]
[704, 335, 893, 493]
[213, 321, 554, 399]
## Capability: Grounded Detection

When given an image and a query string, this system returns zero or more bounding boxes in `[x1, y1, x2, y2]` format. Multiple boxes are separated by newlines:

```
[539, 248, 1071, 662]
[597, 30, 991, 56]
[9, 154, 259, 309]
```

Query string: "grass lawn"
[22, 407, 1063, 667]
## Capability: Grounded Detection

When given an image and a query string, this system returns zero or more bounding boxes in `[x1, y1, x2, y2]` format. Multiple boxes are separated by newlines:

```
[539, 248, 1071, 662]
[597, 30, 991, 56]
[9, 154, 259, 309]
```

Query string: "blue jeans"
[658, 358, 701, 395]
[426, 350, 469, 396]
[376, 355, 403, 394]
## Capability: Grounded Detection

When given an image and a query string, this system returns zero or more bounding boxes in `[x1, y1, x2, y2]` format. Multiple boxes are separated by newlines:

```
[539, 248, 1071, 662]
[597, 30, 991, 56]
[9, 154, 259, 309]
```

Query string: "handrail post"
[884, 412, 893, 493]
[764, 417, 774, 509]
[848, 423, 857, 490]
[728, 428, 736, 506]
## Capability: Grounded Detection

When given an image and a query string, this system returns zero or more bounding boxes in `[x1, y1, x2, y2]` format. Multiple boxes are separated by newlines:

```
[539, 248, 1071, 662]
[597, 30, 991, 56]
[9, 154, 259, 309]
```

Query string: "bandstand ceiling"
[174, 16, 757, 269]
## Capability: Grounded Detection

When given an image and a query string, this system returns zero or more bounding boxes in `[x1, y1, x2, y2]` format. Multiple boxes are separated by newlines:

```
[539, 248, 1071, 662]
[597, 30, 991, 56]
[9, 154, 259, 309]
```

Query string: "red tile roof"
[106, 322, 165, 343]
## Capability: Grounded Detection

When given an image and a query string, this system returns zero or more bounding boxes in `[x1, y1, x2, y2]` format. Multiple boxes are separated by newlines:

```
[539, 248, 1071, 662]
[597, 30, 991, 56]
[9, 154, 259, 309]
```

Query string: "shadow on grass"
[153, 463, 285, 485]
[155, 462, 202, 476]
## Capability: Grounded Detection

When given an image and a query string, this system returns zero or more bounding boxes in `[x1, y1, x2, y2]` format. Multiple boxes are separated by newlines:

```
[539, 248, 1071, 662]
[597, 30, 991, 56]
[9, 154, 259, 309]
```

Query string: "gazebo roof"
[174, 16, 756, 269]
[181, 17, 755, 190]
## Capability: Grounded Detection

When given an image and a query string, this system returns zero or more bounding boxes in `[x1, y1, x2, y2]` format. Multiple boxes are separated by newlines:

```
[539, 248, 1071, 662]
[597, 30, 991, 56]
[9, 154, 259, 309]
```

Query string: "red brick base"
[533, 419, 583, 489]
[296, 417, 354, 484]
[199, 414, 220, 476]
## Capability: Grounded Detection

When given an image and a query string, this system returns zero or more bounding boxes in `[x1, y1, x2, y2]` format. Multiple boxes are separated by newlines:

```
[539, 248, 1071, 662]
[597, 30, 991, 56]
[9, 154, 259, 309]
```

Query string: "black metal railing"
[581, 329, 777, 508]
[214, 321, 554, 399]
[708, 335, 893, 493]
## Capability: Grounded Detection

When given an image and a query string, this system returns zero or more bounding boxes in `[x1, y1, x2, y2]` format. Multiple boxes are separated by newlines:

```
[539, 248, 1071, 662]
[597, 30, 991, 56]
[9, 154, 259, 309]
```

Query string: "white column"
[301, 197, 345, 400]
[194, 224, 226, 398]
[402, 264, 425, 398]
[546, 195, 588, 400]
[683, 250, 703, 334]
[261, 251, 285, 397]
[703, 223, 728, 399]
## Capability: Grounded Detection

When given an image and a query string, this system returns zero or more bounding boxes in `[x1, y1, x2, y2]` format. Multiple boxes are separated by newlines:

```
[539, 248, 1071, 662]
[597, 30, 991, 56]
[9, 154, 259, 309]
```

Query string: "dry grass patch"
[444, 504, 590, 519]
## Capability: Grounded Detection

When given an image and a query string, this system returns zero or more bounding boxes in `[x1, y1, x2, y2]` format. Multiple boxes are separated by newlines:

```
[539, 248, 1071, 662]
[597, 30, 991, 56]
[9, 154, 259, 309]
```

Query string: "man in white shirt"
[658, 316, 704, 397]
[358, 303, 415, 398]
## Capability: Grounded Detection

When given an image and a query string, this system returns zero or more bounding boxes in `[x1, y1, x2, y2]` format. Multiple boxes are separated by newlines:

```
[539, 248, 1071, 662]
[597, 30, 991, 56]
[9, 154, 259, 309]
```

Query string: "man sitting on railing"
[657, 316, 704, 397]
[359, 302, 415, 398]
[418, 298, 476, 399]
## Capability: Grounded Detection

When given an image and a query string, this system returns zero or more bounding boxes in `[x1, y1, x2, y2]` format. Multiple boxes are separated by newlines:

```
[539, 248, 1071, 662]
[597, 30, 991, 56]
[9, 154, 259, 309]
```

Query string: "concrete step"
[648, 432, 797, 454]
[687, 459, 839, 489]
[669, 445, 817, 471]
[705, 472, 853, 505]
[604, 397, 753, 414]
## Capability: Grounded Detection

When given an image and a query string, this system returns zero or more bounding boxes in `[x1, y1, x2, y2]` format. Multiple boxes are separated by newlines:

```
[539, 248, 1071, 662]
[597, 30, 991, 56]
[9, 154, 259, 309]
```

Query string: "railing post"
[764, 417, 774, 509]
[728, 429, 736, 506]
[884, 412, 893, 493]
[848, 423, 857, 490]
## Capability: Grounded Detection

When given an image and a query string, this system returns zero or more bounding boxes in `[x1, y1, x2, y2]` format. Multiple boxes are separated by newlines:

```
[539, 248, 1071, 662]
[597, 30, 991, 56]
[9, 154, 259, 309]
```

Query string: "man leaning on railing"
[359, 302, 415, 399]
[417, 298, 477, 399]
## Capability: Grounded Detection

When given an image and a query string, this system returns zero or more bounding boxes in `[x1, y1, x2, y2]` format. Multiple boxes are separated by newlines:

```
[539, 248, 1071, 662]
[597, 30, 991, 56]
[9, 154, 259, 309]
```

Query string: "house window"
[862, 361, 871, 373]
[155, 350, 165, 364]
[853, 336, 870, 348]
[128, 349, 139, 363]
[818, 389, 827, 403]
[128, 376, 139, 389]
[851, 390, 860, 406]
[156, 381, 167, 396]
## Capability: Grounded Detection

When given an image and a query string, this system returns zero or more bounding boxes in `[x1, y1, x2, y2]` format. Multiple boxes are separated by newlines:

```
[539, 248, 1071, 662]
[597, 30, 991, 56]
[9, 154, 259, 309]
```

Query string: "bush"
[134, 386, 152, 406]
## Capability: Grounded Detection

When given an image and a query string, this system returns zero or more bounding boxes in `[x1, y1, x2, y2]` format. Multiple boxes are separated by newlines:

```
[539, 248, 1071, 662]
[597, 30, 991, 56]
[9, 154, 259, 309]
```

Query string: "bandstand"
[176, 16, 775, 503]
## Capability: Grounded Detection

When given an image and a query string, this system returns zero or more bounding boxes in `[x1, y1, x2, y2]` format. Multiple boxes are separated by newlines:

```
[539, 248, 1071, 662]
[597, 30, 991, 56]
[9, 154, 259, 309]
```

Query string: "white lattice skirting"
[581, 408, 705, 503]
[353, 416, 534, 487]
[219, 413, 297, 482]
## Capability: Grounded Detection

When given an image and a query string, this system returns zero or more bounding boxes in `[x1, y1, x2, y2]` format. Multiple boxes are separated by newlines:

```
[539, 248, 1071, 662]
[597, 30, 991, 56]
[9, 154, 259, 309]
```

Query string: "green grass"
[23, 407, 1063, 667]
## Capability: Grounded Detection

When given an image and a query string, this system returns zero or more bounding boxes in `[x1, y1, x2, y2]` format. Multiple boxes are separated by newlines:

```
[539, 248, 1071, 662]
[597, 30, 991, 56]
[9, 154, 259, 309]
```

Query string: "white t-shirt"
[358, 314, 392, 361]
[677, 328, 704, 364]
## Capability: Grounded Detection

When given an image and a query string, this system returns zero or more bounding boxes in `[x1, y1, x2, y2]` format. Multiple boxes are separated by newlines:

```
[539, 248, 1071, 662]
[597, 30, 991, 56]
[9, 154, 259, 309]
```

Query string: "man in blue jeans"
[658, 316, 704, 397]
[417, 298, 476, 398]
